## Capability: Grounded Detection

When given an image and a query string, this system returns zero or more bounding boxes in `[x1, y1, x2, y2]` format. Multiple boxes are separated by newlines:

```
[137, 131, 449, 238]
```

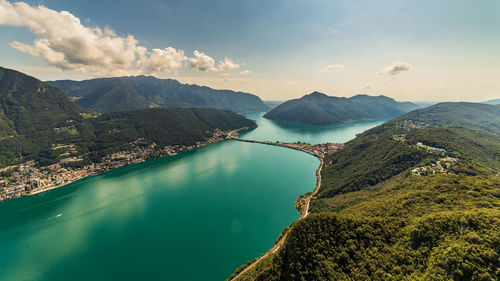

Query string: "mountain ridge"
[483, 98, 500, 105]
[263, 92, 419, 125]
[0, 67, 256, 168]
[48, 76, 270, 113]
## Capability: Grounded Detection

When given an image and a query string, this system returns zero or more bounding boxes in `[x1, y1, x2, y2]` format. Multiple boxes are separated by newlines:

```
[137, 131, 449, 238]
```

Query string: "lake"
[0, 113, 381, 281]
[240, 112, 386, 144]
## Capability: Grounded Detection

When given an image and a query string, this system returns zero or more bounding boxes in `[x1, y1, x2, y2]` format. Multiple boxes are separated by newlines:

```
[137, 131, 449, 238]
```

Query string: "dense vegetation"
[368, 102, 500, 135]
[235, 102, 500, 281]
[0, 66, 85, 167]
[0, 66, 84, 136]
[48, 76, 269, 113]
[77, 108, 256, 162]
[263, 92, 418, 125]
[0, 67, 256, 168]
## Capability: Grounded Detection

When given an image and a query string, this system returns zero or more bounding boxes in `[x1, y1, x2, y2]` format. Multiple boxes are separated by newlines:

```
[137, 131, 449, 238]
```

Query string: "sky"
[1, 0, 499, 102]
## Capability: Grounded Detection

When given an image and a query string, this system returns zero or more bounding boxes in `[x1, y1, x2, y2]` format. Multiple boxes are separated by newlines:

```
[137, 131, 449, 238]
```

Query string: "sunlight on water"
[0, 114, 380, 281]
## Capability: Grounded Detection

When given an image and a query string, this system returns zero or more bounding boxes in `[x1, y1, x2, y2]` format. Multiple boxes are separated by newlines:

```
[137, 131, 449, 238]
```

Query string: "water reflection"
[0, 113, 383, 281]
[241, 112, 387, 144]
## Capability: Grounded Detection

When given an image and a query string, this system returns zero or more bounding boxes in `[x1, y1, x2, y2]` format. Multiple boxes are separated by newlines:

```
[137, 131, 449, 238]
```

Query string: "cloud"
[0, 0, 239, 76]
[239, 70, 251, 76]
[218, 58, 240, 71]
[378, 61, 411, 75]
[136, 47, 186, 74]
[189, 52, 242, 72]
[321, 64, 345, 73]
[189, 50, 217, 72]
[218, 69, 251, 82]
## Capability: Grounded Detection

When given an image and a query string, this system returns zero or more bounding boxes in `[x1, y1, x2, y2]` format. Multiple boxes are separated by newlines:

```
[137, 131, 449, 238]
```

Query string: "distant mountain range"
[483, 98, 500, 105]
[0, 67, 255, 168]
[263, 100, 284, 109]
[263, 92, 419, 125]
[48, 76, 269, 113]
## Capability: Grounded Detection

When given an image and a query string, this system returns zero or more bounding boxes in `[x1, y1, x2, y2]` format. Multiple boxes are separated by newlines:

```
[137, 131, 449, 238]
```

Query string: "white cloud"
[218, 69, 251, 82]
[0, 0, 240, 76]
[136, 47, 186, 74]
[218, 58, 240, 71]
[321, 64, 345, 73]
[189, 50, 217, 72]
[189, 52, 242, 72]
[378, 61, 411, 75]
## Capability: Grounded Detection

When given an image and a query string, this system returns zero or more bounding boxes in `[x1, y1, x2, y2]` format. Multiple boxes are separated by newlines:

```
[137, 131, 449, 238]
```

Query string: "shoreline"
[1, 127, 255, 202]
[229, 138, 325, 280]
[3, 129, 330, 281]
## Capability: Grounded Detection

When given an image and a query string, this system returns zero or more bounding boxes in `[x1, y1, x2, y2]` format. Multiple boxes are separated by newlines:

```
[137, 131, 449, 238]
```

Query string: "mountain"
[75, 107, 256, 162]
[263, 92, 419, 125]
[0, 66, 84, 136]
[368, 102, 500, 135]
[233, 102, 500, 280]
[0, 67, 256, 168]
[48, 76, 270, 113]
[483, 98, 500, 105]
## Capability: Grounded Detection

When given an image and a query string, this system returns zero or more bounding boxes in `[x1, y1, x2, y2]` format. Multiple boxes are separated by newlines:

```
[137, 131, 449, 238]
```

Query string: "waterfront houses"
[0, 129, 233, 201]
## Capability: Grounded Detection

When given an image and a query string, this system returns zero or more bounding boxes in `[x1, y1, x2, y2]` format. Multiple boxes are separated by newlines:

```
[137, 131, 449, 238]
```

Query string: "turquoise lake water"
[240, 112, 386, 144]
[0, 113, 382, 281]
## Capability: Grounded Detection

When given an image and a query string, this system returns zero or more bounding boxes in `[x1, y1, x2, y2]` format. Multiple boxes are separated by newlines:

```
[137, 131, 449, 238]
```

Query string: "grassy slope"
[235, 103, 500, 281]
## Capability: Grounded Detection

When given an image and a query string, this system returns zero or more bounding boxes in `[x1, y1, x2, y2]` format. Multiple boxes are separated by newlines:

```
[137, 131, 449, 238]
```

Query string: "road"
[229, 137, 324, 280]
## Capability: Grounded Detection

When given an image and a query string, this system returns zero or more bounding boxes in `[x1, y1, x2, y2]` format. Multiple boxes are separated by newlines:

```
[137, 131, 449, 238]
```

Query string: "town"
[412, 156, 459, 176]
[395, 119, 430, 131]
[0, 128, 235, 201]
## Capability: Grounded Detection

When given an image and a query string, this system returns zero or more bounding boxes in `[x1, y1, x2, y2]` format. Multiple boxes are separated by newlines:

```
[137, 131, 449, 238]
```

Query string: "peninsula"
[227, 131, 341, 280]
[231, 102, 500, 281]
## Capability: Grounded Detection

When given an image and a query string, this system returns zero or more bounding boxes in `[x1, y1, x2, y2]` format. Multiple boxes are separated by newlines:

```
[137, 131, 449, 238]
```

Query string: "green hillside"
[367, 102, 500, 135]
[0, 67, 256, 168]
[234, 102, 500, 281]
[0, 66, 84, 135]
[77, 108, 256, 162]
[263, 92, 419, 125]
[48, 76, 270, 113]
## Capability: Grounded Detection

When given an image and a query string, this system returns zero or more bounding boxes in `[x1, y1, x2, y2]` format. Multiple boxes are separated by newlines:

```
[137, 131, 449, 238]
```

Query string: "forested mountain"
[0, 66, 84, 136]
[368, 102, 500, 135]
[263, 92, 419, 125]
[234, 102, 500, 281]
[48, 76, 269, 113]
[0, 67, 256, 168]
[78, 108, 256, 162]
